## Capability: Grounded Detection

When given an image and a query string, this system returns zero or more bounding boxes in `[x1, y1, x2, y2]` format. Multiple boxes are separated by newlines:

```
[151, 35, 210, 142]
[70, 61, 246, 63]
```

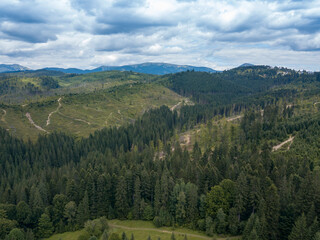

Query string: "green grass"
[45, 220, 241, 240]
[0, 83, 184, 140]
[46, 230, 86, 240]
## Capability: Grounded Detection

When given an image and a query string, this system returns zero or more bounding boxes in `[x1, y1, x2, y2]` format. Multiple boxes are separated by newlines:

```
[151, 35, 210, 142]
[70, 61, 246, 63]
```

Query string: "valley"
[1, 66, 320, 240]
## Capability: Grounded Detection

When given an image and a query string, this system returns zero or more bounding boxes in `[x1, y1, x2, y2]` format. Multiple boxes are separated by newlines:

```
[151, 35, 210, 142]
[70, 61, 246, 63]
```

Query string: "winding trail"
[272, 136, 295, 152]
[171, 101, 182, 111]
[46, 97, 62, 126]
[227, 115, 242, 122]
[109, 224, 238, 240]
[26, 113, 48, 133]
[1, 109, 6, 122]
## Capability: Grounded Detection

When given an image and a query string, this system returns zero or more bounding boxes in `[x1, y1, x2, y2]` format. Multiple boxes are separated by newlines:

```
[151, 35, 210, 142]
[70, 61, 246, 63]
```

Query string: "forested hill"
[160, 66, 307, 105]
[1, 66, 320, 240]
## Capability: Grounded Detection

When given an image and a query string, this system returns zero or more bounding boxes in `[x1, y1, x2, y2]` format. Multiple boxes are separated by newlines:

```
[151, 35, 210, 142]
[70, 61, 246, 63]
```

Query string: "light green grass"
[0, 83, 184, 140]
[45, 220, 241, 240]
[46, 230, 86, 240]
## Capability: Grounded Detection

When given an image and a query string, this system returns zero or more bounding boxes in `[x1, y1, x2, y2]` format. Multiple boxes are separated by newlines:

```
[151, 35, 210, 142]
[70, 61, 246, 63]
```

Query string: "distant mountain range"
[43, 63, 218, 75]
[0, 64, 30, 73]
[0, 62, 217, 75]
[0, 62, 258, 75]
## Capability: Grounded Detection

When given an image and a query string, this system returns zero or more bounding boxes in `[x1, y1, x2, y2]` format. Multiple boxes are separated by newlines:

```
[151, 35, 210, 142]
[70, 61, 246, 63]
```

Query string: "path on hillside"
[171, 99, 193, 112]
[46, 97, 62, 126]
[314, 102, 320, 106]
[272, 136, 295, 152]
[171, 101, 182, 111]
[227, 115, 242, 122]
[1, 109, 6, 122]
[109, 224, 238, 240]
[26, 113, 48, 133]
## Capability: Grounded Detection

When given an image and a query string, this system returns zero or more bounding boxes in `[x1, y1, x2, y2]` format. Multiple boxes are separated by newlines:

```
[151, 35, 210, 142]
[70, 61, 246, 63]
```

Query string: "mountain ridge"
[0, 62, 217, 75]
[0, 64, 30, 73]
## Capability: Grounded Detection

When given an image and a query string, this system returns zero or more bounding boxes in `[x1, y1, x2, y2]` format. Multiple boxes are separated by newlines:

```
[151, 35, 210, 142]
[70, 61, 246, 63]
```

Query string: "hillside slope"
[0, 83, 185, 140]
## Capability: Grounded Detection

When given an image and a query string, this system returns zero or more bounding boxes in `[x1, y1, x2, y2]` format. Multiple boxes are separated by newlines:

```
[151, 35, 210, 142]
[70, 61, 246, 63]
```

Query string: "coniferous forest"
[1, 66, 320, 240]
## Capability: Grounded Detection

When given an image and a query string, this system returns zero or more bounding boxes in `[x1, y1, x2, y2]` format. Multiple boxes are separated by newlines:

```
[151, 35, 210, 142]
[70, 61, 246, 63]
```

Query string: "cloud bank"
[0, 0, 319, 70]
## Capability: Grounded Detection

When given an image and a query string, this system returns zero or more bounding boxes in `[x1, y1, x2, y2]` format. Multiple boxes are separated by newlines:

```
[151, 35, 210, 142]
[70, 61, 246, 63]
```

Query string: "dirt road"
[272, 136, 294, 151]
[46, 98, 62, 126]
[26, 113, 48, 133]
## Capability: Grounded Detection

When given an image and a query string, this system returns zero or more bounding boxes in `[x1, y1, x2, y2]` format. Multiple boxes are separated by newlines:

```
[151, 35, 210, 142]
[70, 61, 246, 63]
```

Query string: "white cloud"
[0, 0, 319, 70]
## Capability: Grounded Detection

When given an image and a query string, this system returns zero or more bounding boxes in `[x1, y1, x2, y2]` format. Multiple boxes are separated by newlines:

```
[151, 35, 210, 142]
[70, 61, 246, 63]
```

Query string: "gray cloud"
[0, 0, 320, 70]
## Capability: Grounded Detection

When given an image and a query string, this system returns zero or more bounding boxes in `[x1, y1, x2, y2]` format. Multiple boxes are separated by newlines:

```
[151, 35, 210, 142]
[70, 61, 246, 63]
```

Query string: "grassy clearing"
[0, 83, 184, 140]
[46, 230, 86, 240]
[45, 220, 240, 240]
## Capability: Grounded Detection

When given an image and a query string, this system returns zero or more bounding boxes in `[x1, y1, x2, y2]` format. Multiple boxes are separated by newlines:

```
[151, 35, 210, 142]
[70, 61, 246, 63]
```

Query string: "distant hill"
[238, 63, 255, 68]
[0, 64, 30, 73]
[44, 62, 217, 75]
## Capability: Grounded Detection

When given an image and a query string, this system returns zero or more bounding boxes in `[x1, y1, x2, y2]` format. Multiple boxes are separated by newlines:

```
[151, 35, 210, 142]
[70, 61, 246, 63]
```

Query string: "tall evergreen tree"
[288, 214, 309, 240]
[37, 213, 54, 238]
[115, 176, 129, 219]
[133, 177, 141, 219]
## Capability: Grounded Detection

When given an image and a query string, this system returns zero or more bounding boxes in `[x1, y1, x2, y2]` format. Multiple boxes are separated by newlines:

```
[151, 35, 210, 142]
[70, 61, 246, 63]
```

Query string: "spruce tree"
[265, 184, 280, 240]
[154, 180, 161, 215]
[133, 177, 141, 219]
[77, 191, 90, 226]
[37, 213, 54, 238]
[115, 176, 129, 219]
[122, 232, 128, 240]
[288, 214, 309, 240]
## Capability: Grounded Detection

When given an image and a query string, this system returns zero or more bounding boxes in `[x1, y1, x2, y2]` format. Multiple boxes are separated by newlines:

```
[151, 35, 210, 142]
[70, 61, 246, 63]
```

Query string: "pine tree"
[122, 232, 128, 240]
[176, 191, 186, 225]
[130, 233, 135, 240]
[288, 214, 309, 240]
[133, 177, 141, 219]
[37, 213, 54, 238]
[115, 176, 129, 219]
[248, 228, 260, 240]
[314, 232, 320, 240]
[16, 201, 31, 226]
[52, 194, 67, 228]
[265, 184, 280, 240]
[215, 208, 227, 234]
[77, 191, 90, 226]
[64, 201, 77, 230]
[154, 180, 161, 215]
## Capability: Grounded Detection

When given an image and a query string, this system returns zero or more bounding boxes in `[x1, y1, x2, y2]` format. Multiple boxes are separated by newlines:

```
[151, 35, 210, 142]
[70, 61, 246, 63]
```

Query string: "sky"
[0, 0, 320, 71]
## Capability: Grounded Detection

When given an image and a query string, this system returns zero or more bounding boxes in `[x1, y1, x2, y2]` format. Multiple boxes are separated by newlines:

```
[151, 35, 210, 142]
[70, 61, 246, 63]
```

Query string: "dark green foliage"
[288, 214, 309, 240]
[37, 213, 53, 238]
[84, 217, 109, 238]
[40, 76, 60, 89]
[109, 233, 121, 240]
[122, 232, 128, 240]
[6, 228, 24, 240]
[0, 217, 17, 239]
